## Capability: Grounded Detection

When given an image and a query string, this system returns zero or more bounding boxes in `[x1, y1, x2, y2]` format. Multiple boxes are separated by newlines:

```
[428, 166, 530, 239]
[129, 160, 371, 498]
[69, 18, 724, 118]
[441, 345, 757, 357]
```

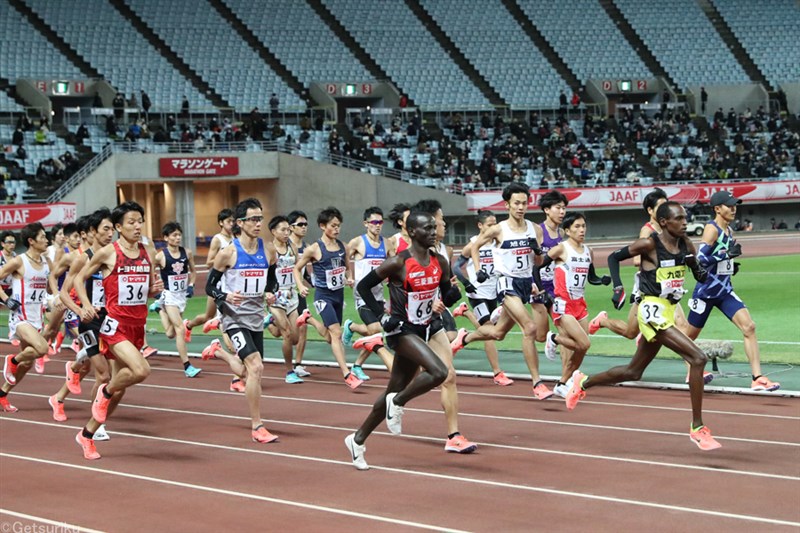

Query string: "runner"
[683, 191, 780, 391]
[205, 197, 279, 443]
[565, 201, 722, 451]
[0, 222, 52, 413]
[47, 221, 82, 355]
[294, 207, 363, 389]
[387, 202, 412, 253]
[452, 210, 513, 385]
[287, 210, 314, 378]
[343, 207, 395, 380]
[72, 201, 164, 460]
[45, 223, 65, 264]
[450, 182, 553, 400]
[155, 221, 201, 377]
[344, 210, 474, 470]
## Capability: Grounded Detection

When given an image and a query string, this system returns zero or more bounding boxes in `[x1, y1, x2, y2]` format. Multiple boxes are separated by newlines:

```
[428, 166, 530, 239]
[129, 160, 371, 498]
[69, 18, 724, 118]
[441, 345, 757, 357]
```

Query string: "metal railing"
[47, 143, 113, 203]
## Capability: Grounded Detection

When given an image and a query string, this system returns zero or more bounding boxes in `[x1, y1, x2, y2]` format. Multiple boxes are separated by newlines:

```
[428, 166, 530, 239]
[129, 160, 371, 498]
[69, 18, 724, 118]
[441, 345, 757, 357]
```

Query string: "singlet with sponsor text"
[553, 241, 591, 301]
[274, 241, 297, 291]
[493, 219, 536, 278]
[539, 222, 562, 288]
[465, 235, 497, 300]
[160, 246, 190, 294]
[354, 234, 386, 306]
[103, 241, 150, 326]
[639, 233, 688, 303]
[10, 253, 49, 325]
[389, 250, 442, 326]
[313, 239, 347, 293]
[692, 221, 735, 300]
[84, 249, 105, 309]
[221, 238, 269, 332]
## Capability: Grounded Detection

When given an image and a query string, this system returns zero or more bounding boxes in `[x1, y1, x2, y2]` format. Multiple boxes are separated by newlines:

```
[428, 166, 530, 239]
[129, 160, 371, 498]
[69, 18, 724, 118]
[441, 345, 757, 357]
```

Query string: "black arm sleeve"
[587, 264, 611, 286]
[265, 264, 278, 293]
[607, 246, 633, 288]
[356, 269, 385, 318]
[453, 255, 470, 285]
[205, 268, 227, 303]
[532, 255, 553, 290]
[441, 280, 462, 307]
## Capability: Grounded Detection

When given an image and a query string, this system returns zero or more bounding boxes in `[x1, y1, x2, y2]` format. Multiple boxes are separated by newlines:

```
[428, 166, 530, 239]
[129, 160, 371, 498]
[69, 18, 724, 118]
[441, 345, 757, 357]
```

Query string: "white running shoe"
[545, 331, 558, 361]
[552, 383, 569, 399]
[344, 433, 369, 470]
[490, 305, 503, 325]
[385, 392, 404, 435]
[93, 424, 110, 441]
[294, 365, 311, 377]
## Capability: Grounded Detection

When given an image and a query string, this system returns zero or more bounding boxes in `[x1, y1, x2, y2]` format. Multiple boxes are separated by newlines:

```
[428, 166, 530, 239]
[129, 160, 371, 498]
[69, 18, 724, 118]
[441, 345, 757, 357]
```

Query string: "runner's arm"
[357, 256, 401, 318]
[436, 254, 461, 307]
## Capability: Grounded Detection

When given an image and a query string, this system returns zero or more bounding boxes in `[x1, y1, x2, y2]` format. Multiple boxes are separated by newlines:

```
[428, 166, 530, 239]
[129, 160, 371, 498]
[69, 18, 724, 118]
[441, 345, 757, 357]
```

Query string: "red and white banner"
[0, 203, 77, 230]
[159, 157, 239, 177]
[466, 180, 800, 211]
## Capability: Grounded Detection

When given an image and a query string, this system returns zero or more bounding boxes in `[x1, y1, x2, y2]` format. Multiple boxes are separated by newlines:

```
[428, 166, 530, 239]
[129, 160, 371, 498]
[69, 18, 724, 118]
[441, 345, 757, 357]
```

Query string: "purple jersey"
[539, 222, 562, 295]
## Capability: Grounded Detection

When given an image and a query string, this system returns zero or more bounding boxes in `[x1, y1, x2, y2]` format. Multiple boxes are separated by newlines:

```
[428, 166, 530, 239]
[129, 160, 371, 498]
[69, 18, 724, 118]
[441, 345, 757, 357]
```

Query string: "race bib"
[552, 297, 566, 315]
[168, 273, 188, 293]
[240, 270, 266, 297]
[639, 301, 667, 325]
[91, 279, 105, 308]
[496, 276, 514, 294]
[479, 257, 495, 278]
[508, 250, 531, 275]
[688, 298, 707, 315]
[325, 267, 346, 290]
[65, 310, 78, 323]
[659, 277, 686, 300]
[277, 266, 295, 288]
[118, 274, 148, 306]
[100, 315, 119, 336]
[229, 331, 247, 355]
[78, 329, 98, 349]
[541, 262, 554, 281]
[717, 259, 734, 276]
[407, 287, 438, 325]
[570, 266, 589, 289]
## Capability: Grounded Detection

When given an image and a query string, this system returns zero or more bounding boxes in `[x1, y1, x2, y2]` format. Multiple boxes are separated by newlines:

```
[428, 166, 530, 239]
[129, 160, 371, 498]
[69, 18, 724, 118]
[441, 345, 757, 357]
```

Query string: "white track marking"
[0, 509, 105, 533]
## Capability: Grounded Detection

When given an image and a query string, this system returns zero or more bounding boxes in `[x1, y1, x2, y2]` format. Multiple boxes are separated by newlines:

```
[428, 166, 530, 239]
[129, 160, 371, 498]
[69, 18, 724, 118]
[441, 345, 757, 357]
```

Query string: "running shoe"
[689, 425, 722, 451]
[552, 382, 569, 399]
[92, 384, 111, 423]
[75, 431, 101, 460]
[444, 434, 477, 454]
[532, 380, 554, 400]
[493, 371, 514, 386]
[47, 344, 56, 357]
[0, 396, 18, 413]
[490, 305, 503, 325]
[344, 372, 364, 390]
[34, 356, 45, 374]
[295, 309, 311, 328]
[251, 425, 279, 443]
[544, 331, 558, 361]
[65, 361, 82, 395]
[53, 331, 65, 353]
[353, 333, 384, 353]
[450, 328, 469, 355]
[751, 376, 781, 392]
[201, 339, 221, 360]
[565, 370, 587, 410]
[141, 345, 158, 359]
[3, 355, 19, 385]
[69, 339, 81, 354]
[93, 424, 110, 441]
[685, 371, 714, 385]
[635, 333, 643, 346]
[345, 433, 369, 470]
[263, 313, 274, 329]
[352, 365, 370, 381]
[75, 348, 89, 364]
[342, 319, 355, 346]
[230, 378, 246, 392]
[202, 318, 220, 333]
[452, 302, 469, 317]
[384, 392, 404, 435]
[148, 300, 162, 313]
[294, 365, 311, 377]
[184, 364, 202, 378]
[183, 319, 192, 343]
[49, 395, 67, 422]
[588, 311, 607, 335]
[10, 338, 20, 347]
[285, 371, 304, 384]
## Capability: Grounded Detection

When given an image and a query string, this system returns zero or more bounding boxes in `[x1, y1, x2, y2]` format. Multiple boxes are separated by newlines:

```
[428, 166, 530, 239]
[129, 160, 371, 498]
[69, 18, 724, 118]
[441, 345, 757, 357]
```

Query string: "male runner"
[532, 190, 567, 346]
[72, 201, 164, 459]
[47, 221, 82, 355]
[45, 223, 65, 264]
[1, 231, 17, 346]
[683, 191, 779, 391]
[206, 197, 280, 443]
[344, 210, 474, 470]
[387, 203, 412, 253]
[565, 202, 721, 451]
[451, 182, 552, 399]
[287, 210, 313, 377]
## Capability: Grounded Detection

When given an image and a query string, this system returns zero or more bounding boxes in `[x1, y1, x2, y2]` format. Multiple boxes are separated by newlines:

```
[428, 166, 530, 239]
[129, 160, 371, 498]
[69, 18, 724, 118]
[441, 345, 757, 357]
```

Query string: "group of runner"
[0, 185, 780, 466]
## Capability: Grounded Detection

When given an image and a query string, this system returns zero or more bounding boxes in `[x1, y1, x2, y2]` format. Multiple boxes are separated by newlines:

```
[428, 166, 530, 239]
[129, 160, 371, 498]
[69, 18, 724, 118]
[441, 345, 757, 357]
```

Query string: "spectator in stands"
[16, 115, 32, 132]
[571, 91, 580, 109]
[140, 90, 151, 118]
[399, 94, 408, 108]
[128, 92, 138, 110]
[112, 92, 125, 119]
[92, 92, 103, 108]
[559, 91, 568, 115]
[76, 122, 89, 146]
[700, 87, 708, 114]
[271, 121, 285, 139]
[770, 217, 777, 229]
[269, 93, 279, 117]
[12, 127, 23, 146]
[777, 220, 788, 230]
[15, 144, 26, 160]
[106, 115, 118, 138]
[181, 96, 190, 118]
[410, 155, 422, 174]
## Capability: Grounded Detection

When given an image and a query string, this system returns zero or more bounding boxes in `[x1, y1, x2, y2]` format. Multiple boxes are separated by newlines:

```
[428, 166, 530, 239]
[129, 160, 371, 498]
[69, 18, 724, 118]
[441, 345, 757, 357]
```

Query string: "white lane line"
[0, 452, 460, 532]
[0, 509, 105, 533]
[6, 400, 800, 481]
[2, 428, 798, 528]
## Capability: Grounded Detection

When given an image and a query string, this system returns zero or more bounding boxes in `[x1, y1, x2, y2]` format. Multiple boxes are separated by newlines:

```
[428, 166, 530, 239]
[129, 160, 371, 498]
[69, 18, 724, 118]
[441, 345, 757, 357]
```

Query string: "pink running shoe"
[493, 371, 514, 386]
[0, 396, 18, 413]
[252, 426, 279, 443]
[751, 375, 780, 392]
[230, 379, 246, 392]
[450, 328, 469, 355]
[49, 394, 67, 422]
[452, 302, 469, 317]
[34, 356, 45, 374]
[183, 319, 192, 343]
[69, 339, 81, 354]
[352, 332, 384, 353]
[141, 345, 158, 359]
[66, 361, 82, 395]
[92, 384, 111, 423]
[565, 370, 587, 410]
[75, 431, 101, 460]
[588, 311, 607, 335]
[295, 309, 311, 328]
[202, 339, 221, 360]
[3, 355, 19, 385]
[345, 373, 364, 390]
[202, 318, 220, 334]
[444, 434, 477, 454]
[689, 425, 722, 451]
[532, 380, 554, 400]
[10, 338, 20, 347]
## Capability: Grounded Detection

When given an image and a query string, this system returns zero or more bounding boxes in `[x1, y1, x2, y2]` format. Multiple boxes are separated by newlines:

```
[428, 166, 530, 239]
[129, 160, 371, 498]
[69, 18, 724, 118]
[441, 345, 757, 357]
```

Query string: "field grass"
[2, 255, 798, 364]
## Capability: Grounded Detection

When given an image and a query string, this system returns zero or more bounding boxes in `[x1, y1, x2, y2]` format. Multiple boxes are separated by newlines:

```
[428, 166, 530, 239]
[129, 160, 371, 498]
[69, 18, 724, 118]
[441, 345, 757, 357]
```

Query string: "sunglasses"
[292, 222, 308, 227]
[367, 220, 384, 225]
[239, 216, 264, 223]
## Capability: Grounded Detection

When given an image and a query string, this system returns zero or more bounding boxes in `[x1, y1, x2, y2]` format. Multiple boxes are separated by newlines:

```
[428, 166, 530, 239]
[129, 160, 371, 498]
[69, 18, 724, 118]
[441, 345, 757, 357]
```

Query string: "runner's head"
[1, 231, 16, 253]
[63, 222, 80, 250]
[502, 182, 530, 219]
[161, 221, 183, 247]
[656, 201, 687, 238]
[49, 223, 64, 247]
[561, 212, 586, 244]
[111, 201, 145, 243]
[288, 210, 308, 239]
[20, 222, 47, 253]
[234, 198, 263, 238]
[318, 206, 343, 239]
[539, 190, 568, 225]
[76, 216, 91, 246]
[217, 208, 234, 235]
[476, 209, 497, 232]
[710, 190, 741, 223]
[413, 199, 445, 241]
[363, 206, 384, 238]
[643, 188, 668, 220]
[89, 208, 114, 247]
[406, 211, 437, 249]
[388, 203, 412, 232]
[268, 215, 290, 244]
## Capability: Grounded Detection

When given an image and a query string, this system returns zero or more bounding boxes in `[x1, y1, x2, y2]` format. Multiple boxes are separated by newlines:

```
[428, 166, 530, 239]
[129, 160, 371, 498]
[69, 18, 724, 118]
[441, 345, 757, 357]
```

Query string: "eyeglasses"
[292, 222, 308, 227]
[239, 216, 264, 223]
[367, 220, 384, 225]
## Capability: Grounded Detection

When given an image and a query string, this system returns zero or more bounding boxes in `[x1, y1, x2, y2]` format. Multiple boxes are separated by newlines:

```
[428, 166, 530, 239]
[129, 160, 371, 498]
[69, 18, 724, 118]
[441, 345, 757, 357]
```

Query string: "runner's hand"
[612, 286, 626, 310]
[380, 314, 402, 333]
[476, 270, 489, 283]
[4, 298, 20, 312]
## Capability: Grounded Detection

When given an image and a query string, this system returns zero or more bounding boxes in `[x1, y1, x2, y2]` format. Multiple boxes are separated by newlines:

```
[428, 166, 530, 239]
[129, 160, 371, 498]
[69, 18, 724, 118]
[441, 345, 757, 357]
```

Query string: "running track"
[1, 353, 798, 532]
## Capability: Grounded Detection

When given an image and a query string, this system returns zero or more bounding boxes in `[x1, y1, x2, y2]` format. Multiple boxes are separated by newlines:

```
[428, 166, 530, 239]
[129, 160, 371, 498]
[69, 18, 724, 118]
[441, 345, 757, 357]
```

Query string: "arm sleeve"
[588, 264, 610, 286]
[607, 246, 633, 288]
[265, 264, 278, 293]
[453, 255, 470, 285]
[697, 242, 727, 267]
[205, 268, 227, 303]
[356, 269, 385, 317]
[440, 276, 462, 307]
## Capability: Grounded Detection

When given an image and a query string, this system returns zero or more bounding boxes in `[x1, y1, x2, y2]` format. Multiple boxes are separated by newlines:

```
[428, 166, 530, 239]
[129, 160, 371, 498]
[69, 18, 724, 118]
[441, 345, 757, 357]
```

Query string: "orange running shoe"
[34, 356, 45, 374]
[75, 431, 101, 460]
[183, 319, 192, 343]
[201, 339, 221, 360]
[53, 331, 65, 353]
[689, 425, 722, 451]
[202, 318, 220, 334]
[452, 302, 469, 317]
[230, 378, 246, 392]
[565, 370, 587, 410]
[450, 328, 469, 355]
[49, 394, 67, 422]
[92, 384, 111, 423]
[0, 396, 18, 413]
[66, 361, 82, 395]
[295, 309, 311, 328]
[344, 373, 364, 390]
[444, 434, 477, 454]
[352, 332, 384, 353]
[751, 376, 780, 392]
[251, 425, 279, 443]
[10, 338, 20, 347]
[588, 311, 607, 335]
[141, 345, 158, 359]
[3, 354, 19, 385]
[493, 371, 514, 386]
[532, 380, 554, 400]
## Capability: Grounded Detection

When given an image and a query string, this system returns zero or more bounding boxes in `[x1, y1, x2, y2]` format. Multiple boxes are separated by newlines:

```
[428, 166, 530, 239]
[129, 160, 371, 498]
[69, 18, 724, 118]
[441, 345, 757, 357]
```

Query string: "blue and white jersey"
[693, 221, 735, 300]
[354, 235, 386, 307]
[493, 219, 536, 278]
[160, 246, 190, 295]
[221, 238, 268, 331]
[313, 239, 347, 295]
